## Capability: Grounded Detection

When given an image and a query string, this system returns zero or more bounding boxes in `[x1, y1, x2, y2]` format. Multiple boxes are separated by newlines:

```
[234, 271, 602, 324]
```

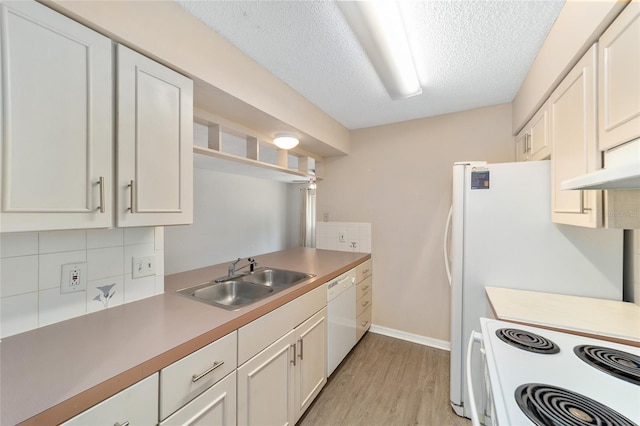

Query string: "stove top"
[496, 328, 560, 354]
[515, 383, 636, 426]
[480, 318, 640, 426]
[574, 345, 640, 386]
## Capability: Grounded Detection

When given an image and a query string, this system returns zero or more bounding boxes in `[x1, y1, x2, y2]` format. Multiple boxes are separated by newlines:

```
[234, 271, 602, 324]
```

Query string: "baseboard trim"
[368, 324, 451, 351]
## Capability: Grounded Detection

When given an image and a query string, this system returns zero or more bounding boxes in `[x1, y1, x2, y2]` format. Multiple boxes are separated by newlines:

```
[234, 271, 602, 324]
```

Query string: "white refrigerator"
[447, 160, 623, 419]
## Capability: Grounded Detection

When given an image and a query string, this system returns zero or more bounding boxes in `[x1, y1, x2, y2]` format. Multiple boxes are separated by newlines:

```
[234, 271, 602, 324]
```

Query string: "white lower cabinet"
[160, 332, 237, 420]
[61, 373, 158, 426]
[237, 303, 328, 426]
[294, 307, 327, 420]
[160, 371, 236, 426]
[238, 329, 296, 426]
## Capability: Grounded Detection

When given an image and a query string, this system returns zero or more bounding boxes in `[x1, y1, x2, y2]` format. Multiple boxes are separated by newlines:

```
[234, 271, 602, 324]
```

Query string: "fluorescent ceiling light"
[273, 134, 299, 149]
[338, 1, 421, 100]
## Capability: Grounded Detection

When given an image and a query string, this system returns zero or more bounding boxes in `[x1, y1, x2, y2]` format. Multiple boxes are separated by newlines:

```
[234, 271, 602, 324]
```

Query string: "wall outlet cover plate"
[60, 262, 87, 294]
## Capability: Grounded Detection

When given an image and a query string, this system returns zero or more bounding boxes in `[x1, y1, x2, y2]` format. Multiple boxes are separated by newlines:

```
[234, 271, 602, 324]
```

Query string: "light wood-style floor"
[298, 332, 471, 426]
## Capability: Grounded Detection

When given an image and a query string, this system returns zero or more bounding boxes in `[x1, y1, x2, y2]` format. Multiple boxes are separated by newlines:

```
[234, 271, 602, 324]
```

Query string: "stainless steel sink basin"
[176, 280, 274, 310]
[240, 267, 315, 289]
[176, 266, 314, 310]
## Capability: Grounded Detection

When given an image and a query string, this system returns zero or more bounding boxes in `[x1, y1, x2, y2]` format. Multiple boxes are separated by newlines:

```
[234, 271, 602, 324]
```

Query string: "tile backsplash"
[1, 227, 164, 338]
[316, 221, 371, 253]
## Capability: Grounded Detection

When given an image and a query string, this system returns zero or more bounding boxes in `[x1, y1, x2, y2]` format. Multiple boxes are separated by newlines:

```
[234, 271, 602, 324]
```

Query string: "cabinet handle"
[362, 269, 370, 275]
[191, 360, 224, 382]
[127, 180, 135, 213]
[114, 422, 129, 426]
[362, 285, 370, 292]
[362, 300, 370, 308]
[298, 338, 304, 360]
[96, 177, 105, 213]
[291, 343, 297, 366]
[361, 320, 369, 327]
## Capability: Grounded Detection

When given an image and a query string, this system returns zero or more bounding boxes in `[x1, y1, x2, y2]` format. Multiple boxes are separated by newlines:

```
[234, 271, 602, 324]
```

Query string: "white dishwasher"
[327, 268, 356, 376]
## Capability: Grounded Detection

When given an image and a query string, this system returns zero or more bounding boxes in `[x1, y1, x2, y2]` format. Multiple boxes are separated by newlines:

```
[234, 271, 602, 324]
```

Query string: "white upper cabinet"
[598, 1, 640, 151]
[0, 1, 113, 232]
[515, 101, 551, 162]
[550, 44, 602, 228]
[116, 44, 193, 227]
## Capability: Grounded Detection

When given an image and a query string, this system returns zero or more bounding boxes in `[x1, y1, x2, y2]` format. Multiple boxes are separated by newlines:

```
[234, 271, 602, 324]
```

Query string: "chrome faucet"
[228, 257, 258, 277]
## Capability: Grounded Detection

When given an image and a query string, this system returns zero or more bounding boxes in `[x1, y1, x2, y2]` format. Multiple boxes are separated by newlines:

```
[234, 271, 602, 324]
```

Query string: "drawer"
[355, 259, 372, 283]
[356, 307, 371, 342]
[356, 287, 372, 318]
[356, 275, 372, 300]
[160, 331, 237, 420]
[62, 373, 158, 425]
[160, 371, 236, 426]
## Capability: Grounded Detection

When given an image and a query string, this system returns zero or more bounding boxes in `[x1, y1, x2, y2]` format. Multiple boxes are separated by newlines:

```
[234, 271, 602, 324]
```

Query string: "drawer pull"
[361, 320, 369, 327]
[362, 300, 370, 308]
[362, 269, 370, 275]
[361, 285, 370, 292]
[114, 422, 129, 426]
[191, 360, 224, 382]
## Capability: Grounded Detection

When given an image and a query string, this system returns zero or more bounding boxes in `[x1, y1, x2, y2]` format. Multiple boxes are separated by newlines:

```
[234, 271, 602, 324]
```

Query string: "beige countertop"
[485, 286, 640, 347]
[0, 247, 370, 426]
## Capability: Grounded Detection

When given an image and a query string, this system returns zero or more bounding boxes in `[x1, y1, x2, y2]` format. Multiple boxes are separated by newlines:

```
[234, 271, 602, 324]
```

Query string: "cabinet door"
[294, 307, 327, 421]
[0, 1, 113, 232]
[598, 1, 640, 151]
[515, 129, 529, 161]
[550, 44, 602, 228]
[117, 44, 193, 227]
[237, 329, 295, 426]
[62, 374, 158, 426]
[528, 106, 551, 160]
[160, 372, 236, 426]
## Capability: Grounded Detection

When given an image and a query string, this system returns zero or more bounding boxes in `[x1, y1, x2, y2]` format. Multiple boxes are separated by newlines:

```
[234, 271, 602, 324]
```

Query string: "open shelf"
[193, 108, 323, 183]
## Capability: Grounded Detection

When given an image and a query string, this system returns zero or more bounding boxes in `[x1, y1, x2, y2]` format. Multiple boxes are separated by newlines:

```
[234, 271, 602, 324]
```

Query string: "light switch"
[132, 255, 155, 279]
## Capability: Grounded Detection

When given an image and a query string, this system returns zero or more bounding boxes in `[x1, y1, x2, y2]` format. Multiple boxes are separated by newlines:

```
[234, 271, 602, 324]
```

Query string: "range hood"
[561, 139, 640, 190]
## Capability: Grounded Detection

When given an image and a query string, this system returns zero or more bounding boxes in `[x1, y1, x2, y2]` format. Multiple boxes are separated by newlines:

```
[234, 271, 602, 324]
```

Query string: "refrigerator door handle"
[444, 204, 453, 286]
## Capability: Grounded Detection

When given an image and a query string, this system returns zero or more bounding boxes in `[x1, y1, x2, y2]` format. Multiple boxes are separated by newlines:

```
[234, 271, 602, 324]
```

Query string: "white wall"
[164, 167, 304, 275]
[317, 103, 514, 343]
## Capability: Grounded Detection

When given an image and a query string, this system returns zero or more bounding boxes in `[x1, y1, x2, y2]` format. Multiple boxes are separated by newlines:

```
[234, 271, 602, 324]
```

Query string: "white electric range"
[468, 318, 640, 426]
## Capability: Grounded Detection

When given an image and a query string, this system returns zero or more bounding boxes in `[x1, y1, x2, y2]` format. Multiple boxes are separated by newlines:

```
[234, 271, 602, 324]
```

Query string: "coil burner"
[574, 345, 640, 386]
[515, 383, 637, 426]
[496, 328, 560, 354]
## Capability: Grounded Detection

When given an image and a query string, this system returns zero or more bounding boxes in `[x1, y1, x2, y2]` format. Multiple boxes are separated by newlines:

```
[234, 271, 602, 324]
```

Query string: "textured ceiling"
[176, 0, 565, 130]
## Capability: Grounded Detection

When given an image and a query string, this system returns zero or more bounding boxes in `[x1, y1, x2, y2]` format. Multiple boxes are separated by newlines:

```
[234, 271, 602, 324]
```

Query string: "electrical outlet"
[132, 255, 155, 279]
[60, 262, 87, 294]
[338, 232, 346, 242]
[323, 213, 330, 222]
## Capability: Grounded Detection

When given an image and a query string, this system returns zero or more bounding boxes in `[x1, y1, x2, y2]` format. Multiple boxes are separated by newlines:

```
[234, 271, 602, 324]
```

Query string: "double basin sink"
[176, 267, 315, 310]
